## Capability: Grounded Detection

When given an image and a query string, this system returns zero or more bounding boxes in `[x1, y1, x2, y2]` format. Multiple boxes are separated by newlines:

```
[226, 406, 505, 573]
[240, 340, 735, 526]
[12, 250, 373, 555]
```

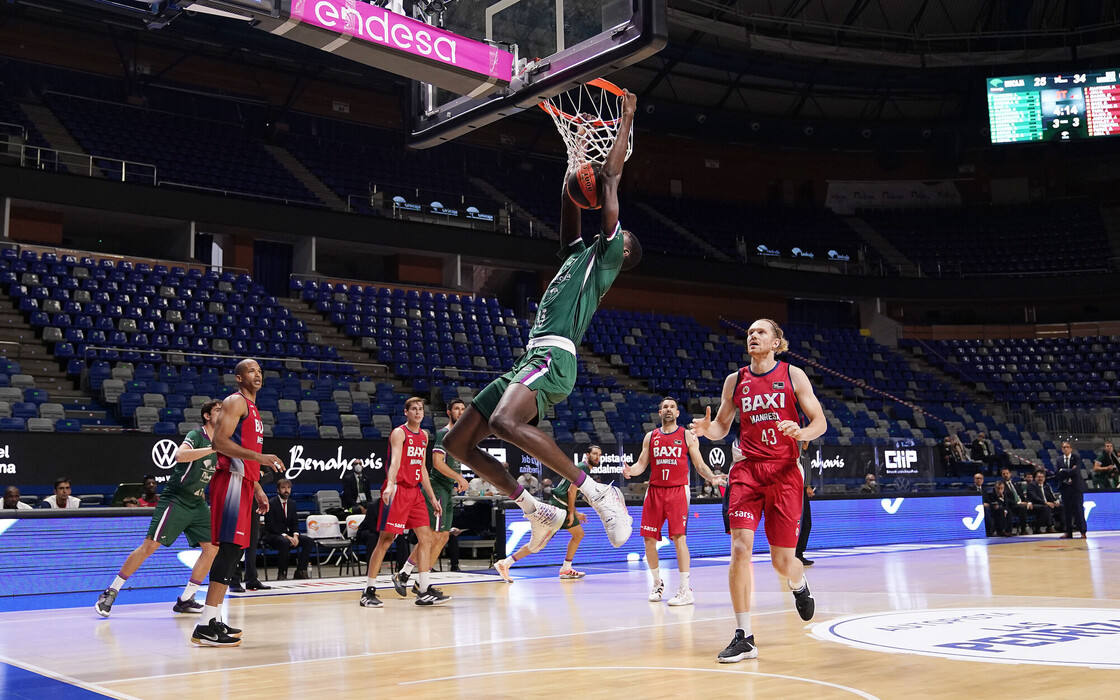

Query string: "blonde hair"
[756, 318, 790, 354]
[404, 396, 424, 410]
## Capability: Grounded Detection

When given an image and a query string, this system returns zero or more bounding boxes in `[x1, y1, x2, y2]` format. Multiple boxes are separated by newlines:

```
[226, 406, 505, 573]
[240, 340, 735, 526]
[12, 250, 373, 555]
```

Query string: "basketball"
[565, 163, 603, 210]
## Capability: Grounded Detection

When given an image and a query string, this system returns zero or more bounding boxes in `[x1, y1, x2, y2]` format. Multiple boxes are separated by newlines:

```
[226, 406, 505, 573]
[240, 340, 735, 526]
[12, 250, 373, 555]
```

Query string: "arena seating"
[861, 201, 1110, 275]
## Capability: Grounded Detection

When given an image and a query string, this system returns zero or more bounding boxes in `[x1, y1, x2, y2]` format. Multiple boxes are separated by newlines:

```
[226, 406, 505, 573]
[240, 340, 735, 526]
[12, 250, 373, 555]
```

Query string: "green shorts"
[549, 496, 582, 531]
[472, 345, 577, 422]
[146, 498, 211, 548]
[427, 485, 455, 532]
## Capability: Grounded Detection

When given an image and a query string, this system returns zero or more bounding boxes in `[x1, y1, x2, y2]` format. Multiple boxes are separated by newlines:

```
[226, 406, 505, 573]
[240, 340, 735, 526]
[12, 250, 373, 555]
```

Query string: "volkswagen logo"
[151, 439, 179, 469]
[708, 447, 726, 468]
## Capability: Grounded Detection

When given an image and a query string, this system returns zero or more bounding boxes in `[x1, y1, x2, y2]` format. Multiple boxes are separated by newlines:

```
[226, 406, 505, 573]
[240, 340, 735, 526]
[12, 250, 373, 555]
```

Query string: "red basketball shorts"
[378, 485, 430, 535]
[210, 469, 254, 549]
[726, 459, 803, 548]
[640, 484, 690, 539]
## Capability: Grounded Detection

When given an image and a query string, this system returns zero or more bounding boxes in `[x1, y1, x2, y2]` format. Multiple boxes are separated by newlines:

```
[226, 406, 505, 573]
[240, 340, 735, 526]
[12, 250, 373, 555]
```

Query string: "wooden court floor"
[2, 534, 1119, 699]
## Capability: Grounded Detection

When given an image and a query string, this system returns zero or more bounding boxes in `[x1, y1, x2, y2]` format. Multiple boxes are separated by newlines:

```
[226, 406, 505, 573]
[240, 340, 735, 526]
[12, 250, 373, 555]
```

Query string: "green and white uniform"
[145, 428, 217, 547]
[549, 461, 594, 530]
[473, 222, 625, 421]
[427, 426, 459, 532]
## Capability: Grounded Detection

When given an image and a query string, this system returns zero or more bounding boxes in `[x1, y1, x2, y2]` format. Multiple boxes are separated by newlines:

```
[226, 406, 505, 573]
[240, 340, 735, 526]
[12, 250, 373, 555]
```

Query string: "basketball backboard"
[409, 0, 666, 148]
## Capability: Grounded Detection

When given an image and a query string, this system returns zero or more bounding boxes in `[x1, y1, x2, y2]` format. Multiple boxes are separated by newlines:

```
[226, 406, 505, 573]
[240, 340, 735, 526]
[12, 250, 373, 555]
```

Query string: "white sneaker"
[667, 586, 694, 606]
[648, 579, 665, 602]
[494, 558, 514, 583]
[526, 501, 565, 553]
[588, 484, 632, 547]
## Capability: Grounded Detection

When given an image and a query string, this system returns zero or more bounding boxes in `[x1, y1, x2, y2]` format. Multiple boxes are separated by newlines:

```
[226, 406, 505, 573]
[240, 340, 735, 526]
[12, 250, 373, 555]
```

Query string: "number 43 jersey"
[735, 361, 801, 463]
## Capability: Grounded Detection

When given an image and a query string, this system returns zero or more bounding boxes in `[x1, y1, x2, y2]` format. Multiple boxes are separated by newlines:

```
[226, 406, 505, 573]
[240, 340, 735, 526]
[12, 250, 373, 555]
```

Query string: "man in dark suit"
[341, 459, 375, 514]
[1024, 469, 1055, 533]
[984, 480, 1013, 537]
[1055, 441, 1088, 539]
[263, 478, 313, 579]
[971, 473, 992, 536]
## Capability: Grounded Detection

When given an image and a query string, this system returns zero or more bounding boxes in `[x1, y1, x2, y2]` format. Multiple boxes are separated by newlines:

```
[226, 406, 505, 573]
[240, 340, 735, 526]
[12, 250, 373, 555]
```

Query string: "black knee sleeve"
[209, 542, 243, 585]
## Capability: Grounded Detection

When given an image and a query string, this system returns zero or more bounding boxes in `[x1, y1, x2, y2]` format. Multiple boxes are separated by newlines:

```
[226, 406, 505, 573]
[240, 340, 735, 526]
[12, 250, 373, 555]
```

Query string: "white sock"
[366, 576, 378, 589]
[562, 560, 573, 571]
[514, 489, 539, 514]
[680, 571, 690, 588]
[501, 556, 515, 568]
[418, 571, 430, 593]
[202, 605, 219, 625]
[789, 576, 807, 592]
[400, 561, 415, 576]
[110, 575, 126, 592]
[649, 567, 660, 586]
[181, 580, 201, 601]
[735, 612, 752, 636]
[578, 477, 605, 500]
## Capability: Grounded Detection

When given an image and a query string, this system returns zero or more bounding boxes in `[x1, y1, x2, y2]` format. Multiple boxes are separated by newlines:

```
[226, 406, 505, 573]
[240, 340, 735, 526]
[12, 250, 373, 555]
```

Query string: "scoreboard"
[987, 69, 1120, 143]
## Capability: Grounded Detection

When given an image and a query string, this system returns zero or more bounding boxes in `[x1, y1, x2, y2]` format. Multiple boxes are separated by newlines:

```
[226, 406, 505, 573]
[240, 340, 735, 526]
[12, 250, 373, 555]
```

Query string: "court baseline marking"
[398, 665, 881, 699]
[97, 609, 791, 685]
[0, 654, 143, 700]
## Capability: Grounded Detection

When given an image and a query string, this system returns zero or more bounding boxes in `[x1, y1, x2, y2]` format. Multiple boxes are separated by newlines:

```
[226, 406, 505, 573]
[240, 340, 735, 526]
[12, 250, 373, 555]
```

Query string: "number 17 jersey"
[735, 361, 801, 463]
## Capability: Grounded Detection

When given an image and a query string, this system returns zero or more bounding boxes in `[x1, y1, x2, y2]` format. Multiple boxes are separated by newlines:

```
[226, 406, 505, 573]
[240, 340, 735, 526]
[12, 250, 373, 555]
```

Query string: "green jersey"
[530, 223, 624, 345]
[429, 426, 460, 490]
[552, 461, 593, 504]
[161, 429, 218, 503]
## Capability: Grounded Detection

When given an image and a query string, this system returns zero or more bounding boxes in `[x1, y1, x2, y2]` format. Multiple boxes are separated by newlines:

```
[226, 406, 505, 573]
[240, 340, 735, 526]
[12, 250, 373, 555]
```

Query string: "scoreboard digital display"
[987, 69, 1120, 143]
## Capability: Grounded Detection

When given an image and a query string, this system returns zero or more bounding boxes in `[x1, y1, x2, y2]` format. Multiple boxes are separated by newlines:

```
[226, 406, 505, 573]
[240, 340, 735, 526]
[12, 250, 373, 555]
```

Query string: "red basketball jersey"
[388, 425, 428, 487]
[217, 391, 263, 482]
[735, 361, 801, 463]
[649, 426, 690, 486]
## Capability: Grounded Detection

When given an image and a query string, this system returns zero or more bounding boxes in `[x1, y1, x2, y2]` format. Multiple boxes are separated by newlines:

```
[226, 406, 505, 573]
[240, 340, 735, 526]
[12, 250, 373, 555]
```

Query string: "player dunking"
[396, 398, 470, 595]
[190, 359, 285, 647]
[494, 445, 603, 582]
[691, 320, 826, 663]
[95, 400, 224, 618]
[359, 397, 447, 608]
[443, 91, 643, 555]
[624, 397, 725, 606]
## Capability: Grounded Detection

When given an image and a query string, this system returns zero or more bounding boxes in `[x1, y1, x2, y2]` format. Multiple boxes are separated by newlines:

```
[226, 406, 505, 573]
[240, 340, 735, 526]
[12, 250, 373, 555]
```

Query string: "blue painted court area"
[0, 585, 184, 613]
[0, 662, 108, 699]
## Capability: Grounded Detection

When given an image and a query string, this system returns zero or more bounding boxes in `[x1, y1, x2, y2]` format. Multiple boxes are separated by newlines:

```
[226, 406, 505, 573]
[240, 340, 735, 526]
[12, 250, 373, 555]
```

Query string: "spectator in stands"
[264, 478, 312, 580]
[1055, 441, 1087, 539]
[970, 432, 999, 474]
[41, 477, 80, 509]
[137, 475, 159, 508]
[122, 497, 141, 507]
[3, 486, 31, 510]
[516, 472, 540, 496]
[468, 475, 496, 498]
[1092, 441, 1120, 490]
[1023, 469, 1055, 533]
[540, 478, 554, 500]
[341, 459, 373, 513]
[1033, 470, 1061, 527]
[969, 472, 986, 494]
[999, 467, 1032, 534]
[985, 480, 1013, 537]
[859, 473, 879, 494]
[940, 435, 968, 476]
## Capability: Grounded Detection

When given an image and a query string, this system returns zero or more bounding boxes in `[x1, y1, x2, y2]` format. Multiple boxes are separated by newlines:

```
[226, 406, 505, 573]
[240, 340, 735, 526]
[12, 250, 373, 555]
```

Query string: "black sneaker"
[245, 580, 272, 591]
[792, 581, 815, 621]
[717, 630, 757, 663]
[797, 556, 814, 567]
[293, 569, 309, 580]
[229, 580, 245, 593]
[172, 597, 204, 614]
[415, 587, 450, 606]
[359, 586, 383, 608]
[212, 619, 242, 638]
[94, 588, 118, 618]
[412, 582, 449, 598]
[191, 620, 241, 647]
[392, 572, 409, 597]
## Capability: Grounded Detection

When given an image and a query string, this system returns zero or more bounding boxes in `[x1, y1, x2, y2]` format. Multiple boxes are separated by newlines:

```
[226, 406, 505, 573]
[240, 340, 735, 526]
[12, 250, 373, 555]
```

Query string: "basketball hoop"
[539, 78, 633, 173]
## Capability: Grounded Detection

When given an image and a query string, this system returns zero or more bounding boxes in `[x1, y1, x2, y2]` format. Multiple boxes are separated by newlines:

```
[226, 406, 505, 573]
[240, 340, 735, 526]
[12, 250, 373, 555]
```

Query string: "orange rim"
[539, 78, 625, 128]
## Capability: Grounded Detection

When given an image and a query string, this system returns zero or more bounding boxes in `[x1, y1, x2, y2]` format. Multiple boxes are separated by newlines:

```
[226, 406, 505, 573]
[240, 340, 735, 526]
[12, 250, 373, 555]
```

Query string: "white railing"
[0, 142, 157, 185]
[161, 181, 325, 208]
[0, 121, 28, 141]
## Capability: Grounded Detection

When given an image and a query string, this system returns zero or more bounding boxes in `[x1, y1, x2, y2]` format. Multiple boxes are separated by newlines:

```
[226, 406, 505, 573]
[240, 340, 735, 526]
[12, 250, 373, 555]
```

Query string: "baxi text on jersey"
[740, 393, 786, 412]
[285, 445, 384, 480]
[653, 445, 683, 459]
[407, 445, 425, 458]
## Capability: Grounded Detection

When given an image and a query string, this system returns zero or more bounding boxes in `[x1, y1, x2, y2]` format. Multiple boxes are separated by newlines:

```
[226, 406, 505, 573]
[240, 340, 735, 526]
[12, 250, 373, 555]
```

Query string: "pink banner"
[292, 0, 513, 83]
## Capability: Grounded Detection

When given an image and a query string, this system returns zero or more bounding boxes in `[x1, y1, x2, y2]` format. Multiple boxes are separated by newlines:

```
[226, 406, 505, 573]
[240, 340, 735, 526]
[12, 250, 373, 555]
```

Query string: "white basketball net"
[540, 79, 633, 174]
